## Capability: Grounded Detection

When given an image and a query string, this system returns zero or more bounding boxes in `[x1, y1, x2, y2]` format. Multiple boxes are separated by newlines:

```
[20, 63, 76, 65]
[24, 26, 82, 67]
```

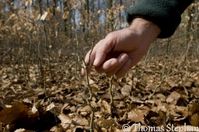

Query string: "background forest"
[0, 0, 199, 132]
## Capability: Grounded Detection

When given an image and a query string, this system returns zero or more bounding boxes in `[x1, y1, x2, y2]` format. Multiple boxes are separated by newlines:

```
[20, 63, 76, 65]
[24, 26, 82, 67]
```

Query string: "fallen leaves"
[0, 102, 60, 131]
[128, 108, 148, 123]
[0, 102, 35, 125]
[190, 113, 199, 126]
[0, 57, 199, 131]
[121, 85, 132, 97]
[189, 101, 199, 126]
[166, 91, 181, 104]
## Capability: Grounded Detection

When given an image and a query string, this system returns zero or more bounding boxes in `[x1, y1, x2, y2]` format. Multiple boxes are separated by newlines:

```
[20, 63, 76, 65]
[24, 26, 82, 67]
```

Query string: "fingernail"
[93, 59, 99, 66]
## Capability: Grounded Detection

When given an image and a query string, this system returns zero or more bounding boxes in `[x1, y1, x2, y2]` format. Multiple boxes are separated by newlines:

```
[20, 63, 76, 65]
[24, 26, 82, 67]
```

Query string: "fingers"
[99, 58, 119, 73]
[115, 52, 141, 78]
[83, 30, 141, 78]
[93, 39, 113, 67]
[94, 58, 119, 74]
[93, 49, 107, 67]
[85, 50, 95, 67]
[84, 48, 141, 78]
[95, 53, 129, 76]
[84, 38, 114, 67]
[115, 59, 133, 78]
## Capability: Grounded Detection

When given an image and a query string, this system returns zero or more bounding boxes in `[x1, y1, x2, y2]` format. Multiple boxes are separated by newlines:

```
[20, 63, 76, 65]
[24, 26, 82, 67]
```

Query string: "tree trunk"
[107, 0, 114, 31]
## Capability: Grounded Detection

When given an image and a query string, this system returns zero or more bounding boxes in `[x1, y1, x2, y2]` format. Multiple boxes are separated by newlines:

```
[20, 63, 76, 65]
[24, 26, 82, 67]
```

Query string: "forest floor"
[0, 56, 199, 132]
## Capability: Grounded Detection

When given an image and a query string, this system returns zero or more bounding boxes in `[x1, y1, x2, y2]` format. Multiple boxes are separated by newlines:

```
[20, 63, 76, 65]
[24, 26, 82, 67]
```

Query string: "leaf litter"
[0, 57, 199, 131]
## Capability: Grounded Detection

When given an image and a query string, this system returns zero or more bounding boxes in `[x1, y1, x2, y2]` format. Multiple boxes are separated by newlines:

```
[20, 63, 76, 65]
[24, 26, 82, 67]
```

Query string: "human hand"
[84, 18, 160, 78]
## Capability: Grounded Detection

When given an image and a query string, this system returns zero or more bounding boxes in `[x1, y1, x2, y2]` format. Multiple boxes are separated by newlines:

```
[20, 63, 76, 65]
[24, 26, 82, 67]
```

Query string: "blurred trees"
[0, 0, 198, 65]
[0, 0, 198, 103]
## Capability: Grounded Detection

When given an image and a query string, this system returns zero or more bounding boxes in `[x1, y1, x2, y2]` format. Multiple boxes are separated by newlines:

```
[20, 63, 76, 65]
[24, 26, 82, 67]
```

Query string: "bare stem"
[86, 68, 93, 100]
[109, 76, 114, 109]
[84, 41, 94, 100]
[90, 110, 94, 132]
[82, 41, 95, 132]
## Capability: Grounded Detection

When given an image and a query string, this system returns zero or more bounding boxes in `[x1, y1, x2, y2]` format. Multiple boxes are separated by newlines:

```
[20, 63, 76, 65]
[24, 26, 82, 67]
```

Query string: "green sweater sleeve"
[127, 0, 193, 38]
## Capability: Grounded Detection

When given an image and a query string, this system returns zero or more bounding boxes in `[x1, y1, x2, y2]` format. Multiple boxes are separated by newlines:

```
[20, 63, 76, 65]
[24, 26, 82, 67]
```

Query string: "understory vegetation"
[0, 0, 199, 131]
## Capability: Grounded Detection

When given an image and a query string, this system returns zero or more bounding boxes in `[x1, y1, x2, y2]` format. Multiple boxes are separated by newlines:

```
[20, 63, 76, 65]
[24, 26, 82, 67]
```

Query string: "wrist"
[128, 18, 160, 43]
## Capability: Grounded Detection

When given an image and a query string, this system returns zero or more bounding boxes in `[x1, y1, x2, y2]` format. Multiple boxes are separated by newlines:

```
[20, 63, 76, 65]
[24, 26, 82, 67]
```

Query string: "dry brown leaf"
[58, 114, 72, 129]
[97, 118, 116, 129]
[121, 85, 131, 97]
[145, 110, 166, 126]
[99, 100, 111, 114]
[58, 114, 72, 124]
[190, 113, 199, 126]
[0, 102, 36, 124]
[50, 126, 64, 132]
[191, 88, 199, 97]
[128, 108, 148, 123]
[195, 79, 199, 87]
[166, 91, 181, 104]
[166, 78, 178, 88]
[46, 103, 56, 111]
[73, 116, 89, 126]
[189, 102, 199, 114]
[182, 79, 194, 88]
[175, 106, 189, 117]
[14, 128, 26, 132]
[77, 105, 91, 117]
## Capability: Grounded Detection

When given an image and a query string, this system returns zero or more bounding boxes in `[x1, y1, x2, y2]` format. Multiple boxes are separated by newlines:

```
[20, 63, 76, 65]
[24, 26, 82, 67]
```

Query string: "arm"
[127, 0, 193, 38]
[84, 0, 193, 78]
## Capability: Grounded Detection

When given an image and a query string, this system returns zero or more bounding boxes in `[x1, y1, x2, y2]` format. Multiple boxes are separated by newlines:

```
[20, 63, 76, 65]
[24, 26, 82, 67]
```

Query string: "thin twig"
[83, 41, 94, 100]
[109, 76, 114, 106]
[109, 76, 114, 116]
[90, 109, 94, 132]
[82, 41, 95, 132]
[81, 97, 95, 132]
